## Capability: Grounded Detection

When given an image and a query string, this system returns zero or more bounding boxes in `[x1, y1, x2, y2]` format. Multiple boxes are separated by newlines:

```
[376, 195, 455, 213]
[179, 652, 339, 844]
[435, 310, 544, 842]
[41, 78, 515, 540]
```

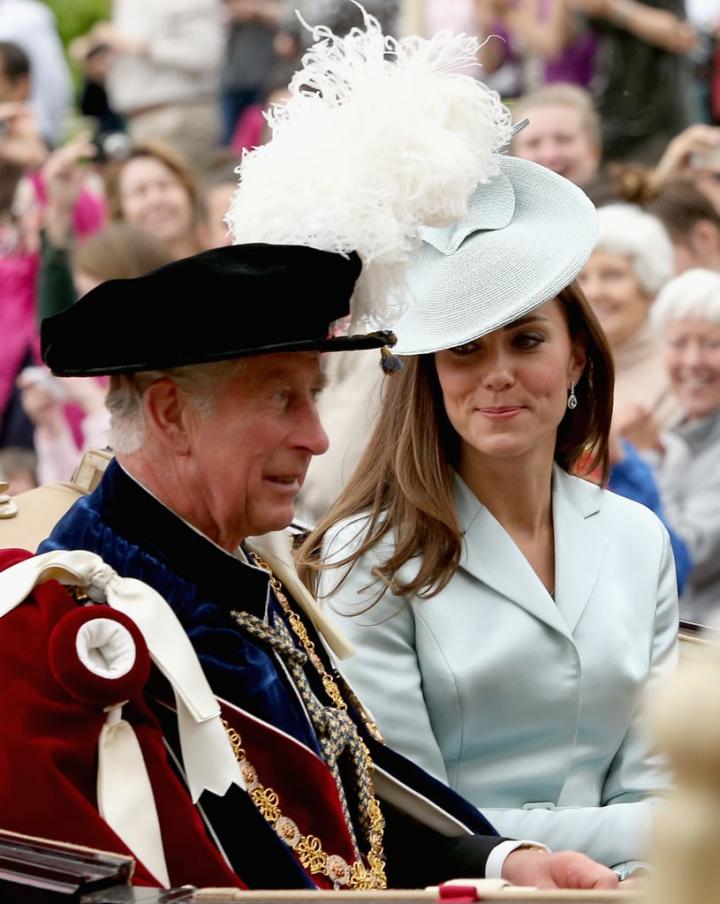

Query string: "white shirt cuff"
[485, 839, 550, 880]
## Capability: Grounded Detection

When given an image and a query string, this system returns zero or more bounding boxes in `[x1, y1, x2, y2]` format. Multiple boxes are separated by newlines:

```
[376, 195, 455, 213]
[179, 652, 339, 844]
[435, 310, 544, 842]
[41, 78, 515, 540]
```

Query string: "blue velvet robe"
[39, 460, 500, 888]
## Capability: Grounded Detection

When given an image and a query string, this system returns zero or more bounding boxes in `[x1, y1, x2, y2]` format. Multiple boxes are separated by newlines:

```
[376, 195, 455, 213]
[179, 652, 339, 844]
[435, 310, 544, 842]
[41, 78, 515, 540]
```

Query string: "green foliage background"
[41, 0, 111, 48]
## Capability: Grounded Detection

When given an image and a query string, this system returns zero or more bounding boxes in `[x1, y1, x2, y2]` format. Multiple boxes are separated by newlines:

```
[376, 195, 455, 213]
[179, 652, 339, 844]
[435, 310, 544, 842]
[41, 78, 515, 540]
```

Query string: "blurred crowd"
[2, 0, 720, 624]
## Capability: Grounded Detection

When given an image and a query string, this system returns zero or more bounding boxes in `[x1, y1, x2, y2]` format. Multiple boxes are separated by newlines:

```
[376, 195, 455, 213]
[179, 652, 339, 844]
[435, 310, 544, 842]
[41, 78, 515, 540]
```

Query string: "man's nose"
[297, 405, 330, 456]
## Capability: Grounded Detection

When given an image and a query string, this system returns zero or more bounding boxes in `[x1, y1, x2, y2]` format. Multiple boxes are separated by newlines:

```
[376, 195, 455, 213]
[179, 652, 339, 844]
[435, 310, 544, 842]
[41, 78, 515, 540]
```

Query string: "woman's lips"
[477, 406, 524, 420]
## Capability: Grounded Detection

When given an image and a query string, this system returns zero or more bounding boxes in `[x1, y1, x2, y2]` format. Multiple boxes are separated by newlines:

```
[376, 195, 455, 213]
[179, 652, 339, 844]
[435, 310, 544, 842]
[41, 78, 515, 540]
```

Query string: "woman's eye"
[514, 332, 545, 349]
[450, 341, 481, 357]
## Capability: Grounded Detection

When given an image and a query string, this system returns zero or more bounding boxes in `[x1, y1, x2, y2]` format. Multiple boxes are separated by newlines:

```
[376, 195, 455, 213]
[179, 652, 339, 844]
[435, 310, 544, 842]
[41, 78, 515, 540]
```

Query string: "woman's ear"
[142, 379, 193, 455]
[569, 339, 587, 386]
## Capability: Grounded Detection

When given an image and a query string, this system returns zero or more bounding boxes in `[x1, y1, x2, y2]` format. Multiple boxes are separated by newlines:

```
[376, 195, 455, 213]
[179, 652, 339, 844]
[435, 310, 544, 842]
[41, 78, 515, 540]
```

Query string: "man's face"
[186, 352, 329, 549]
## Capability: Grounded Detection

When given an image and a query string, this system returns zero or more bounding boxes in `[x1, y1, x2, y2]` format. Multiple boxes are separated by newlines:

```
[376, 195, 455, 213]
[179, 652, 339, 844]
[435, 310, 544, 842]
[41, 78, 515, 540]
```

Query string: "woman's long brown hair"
[297, 282, 614, 601]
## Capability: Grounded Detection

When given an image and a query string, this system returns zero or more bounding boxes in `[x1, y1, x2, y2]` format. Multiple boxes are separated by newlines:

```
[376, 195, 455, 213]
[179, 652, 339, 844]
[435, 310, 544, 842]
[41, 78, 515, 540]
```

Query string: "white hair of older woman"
[595, 203, 675, 295]
[652, 268, 720, 332]
[105, 359, 248, 454]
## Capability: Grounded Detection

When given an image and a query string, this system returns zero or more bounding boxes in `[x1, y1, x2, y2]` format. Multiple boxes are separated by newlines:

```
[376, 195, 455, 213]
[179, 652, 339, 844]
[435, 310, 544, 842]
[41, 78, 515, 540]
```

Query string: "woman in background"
[647, 268, 720, 622]
[578, 203, 681, 444]
[104, 139, 207, 260]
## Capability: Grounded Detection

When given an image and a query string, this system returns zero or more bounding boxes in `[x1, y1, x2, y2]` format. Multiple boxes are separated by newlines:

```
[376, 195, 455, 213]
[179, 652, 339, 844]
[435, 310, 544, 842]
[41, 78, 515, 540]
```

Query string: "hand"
[17, 369, 66, 432]
[502, 849, 619, 889]
[608, 432, 626, 465]
[274, 31, 299, 59]
[0, 103, 48, 170]
[615, 403, 661, 451]
[654, 124, 720, 185]
[57, 376, 107, 416]
[565, 0, 611, 18]
[42, 134, 97, 247]
[643, 14, 698, 53]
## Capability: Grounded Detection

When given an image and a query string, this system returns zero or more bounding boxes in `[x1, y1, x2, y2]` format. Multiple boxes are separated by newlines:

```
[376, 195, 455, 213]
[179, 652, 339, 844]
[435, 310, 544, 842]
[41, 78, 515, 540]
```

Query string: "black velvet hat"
[41, 244, 393, 376]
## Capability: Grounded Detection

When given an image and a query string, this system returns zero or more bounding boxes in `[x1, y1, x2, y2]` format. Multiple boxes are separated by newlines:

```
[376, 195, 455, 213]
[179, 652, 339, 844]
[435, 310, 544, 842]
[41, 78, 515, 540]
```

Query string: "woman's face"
[118, 156, 195, 245]
[577, 249, 652, 347]
[664, 318, 720, 420]
[512, 104, 599, 187]
[434, 299, 585, 466]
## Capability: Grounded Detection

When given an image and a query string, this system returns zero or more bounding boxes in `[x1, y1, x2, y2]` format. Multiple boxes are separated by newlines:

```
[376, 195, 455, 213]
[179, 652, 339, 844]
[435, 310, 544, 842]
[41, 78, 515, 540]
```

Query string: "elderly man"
[0, 245, 618, 892]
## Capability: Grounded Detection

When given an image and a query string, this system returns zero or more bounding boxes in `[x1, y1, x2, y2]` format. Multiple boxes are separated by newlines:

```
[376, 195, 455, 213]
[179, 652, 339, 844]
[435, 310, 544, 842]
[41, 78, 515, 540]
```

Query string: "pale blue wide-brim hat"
[391, 155, 598, 356]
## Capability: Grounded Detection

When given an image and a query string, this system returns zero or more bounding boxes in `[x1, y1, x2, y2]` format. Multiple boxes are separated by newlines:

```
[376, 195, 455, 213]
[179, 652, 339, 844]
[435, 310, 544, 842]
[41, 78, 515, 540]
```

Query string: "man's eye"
[273, 389, 291, 403]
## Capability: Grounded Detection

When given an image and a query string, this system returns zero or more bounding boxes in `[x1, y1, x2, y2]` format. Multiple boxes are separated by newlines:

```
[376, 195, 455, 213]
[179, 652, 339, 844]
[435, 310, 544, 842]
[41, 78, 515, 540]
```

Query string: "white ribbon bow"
[0, 550, 247, 885]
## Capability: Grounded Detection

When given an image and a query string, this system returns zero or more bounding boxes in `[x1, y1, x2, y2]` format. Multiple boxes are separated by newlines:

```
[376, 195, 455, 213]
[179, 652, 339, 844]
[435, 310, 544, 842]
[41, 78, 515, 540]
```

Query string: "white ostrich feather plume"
[226, 5, 512, 329]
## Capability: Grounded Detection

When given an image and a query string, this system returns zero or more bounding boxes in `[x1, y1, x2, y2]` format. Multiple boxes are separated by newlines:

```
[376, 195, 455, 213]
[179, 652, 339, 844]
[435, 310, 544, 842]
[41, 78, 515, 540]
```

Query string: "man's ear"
[142, 379, 194, 455]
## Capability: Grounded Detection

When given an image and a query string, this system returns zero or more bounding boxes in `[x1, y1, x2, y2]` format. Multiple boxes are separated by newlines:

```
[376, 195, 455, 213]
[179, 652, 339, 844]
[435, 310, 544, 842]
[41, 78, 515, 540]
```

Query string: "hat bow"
[421, 169, 516, 255]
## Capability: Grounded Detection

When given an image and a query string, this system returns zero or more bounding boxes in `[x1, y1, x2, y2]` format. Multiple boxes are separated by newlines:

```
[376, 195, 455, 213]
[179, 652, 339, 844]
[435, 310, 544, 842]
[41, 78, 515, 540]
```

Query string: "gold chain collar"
[222, 553, 387, 890]
[223, 720, 386, 889]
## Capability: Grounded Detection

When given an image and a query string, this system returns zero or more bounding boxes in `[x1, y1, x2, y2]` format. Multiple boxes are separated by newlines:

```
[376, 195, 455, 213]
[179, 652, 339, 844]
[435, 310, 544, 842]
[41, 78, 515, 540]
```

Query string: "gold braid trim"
[250, 555, 383, 741]
[223, 721, 386, 890]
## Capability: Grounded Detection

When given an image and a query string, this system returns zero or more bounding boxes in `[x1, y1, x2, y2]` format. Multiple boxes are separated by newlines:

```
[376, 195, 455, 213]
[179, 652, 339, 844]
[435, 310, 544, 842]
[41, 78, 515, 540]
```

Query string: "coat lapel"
[246, 531, 356, 660]
[552, 467, 608, 635]
[455, 476, 571, 639]
[455, 467, 608, 638]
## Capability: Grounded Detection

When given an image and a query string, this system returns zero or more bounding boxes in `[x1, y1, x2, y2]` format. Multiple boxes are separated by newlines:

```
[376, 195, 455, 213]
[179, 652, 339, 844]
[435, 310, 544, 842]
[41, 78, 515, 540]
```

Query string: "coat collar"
[90, 462, 355, 659]
[245, 531, 356, 661]
[454, 464, 607, 638]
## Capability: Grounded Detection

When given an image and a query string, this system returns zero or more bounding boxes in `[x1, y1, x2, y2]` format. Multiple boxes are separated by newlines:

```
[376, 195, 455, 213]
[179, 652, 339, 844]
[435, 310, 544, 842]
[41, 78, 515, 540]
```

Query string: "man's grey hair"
[105, 359, 248, 454]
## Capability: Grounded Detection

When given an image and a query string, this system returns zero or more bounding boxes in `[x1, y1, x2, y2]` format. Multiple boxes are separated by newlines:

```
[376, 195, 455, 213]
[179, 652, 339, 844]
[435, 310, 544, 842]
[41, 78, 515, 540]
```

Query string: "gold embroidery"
[253, 787, 281, 823]
[249, 555, 383, 739]
[232, 556, 388, 889]
[223, 720, 386, 889]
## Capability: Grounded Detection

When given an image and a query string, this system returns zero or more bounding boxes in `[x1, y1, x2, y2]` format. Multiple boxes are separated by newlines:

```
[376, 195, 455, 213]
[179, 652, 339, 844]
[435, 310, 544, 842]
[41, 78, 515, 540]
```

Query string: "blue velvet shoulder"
[39, 461, 319, 750]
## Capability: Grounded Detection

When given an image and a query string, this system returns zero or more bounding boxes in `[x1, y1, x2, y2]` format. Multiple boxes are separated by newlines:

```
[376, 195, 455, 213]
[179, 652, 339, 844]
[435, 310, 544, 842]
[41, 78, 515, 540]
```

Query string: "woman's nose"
[480, 351, 516, 391]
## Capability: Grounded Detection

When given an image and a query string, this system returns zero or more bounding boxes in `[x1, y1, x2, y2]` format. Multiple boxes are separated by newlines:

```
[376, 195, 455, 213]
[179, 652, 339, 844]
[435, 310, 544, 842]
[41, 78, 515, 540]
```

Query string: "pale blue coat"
[319, 467, 678, 869]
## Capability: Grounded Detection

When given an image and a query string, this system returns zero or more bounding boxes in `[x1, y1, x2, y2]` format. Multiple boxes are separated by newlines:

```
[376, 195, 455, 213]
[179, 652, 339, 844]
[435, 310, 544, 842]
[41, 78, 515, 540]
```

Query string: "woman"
[103, 139, 207, 260]
[577, 203, 682, 443]
[299, 156, 678, 874]
[511, 85, 601, 188]
[649, 268, 720, 622]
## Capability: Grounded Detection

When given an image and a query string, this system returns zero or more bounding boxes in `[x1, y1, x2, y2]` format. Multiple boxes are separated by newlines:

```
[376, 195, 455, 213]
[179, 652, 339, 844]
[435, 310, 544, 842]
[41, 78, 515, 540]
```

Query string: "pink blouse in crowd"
[0, 174, 105, 432]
